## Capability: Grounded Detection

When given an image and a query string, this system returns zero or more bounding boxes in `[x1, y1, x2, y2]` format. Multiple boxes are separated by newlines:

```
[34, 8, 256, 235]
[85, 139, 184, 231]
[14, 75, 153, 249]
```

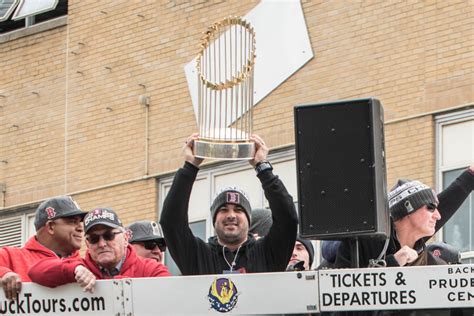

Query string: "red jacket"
[0, 236, 79, 281]
[28, 245, 170, 287]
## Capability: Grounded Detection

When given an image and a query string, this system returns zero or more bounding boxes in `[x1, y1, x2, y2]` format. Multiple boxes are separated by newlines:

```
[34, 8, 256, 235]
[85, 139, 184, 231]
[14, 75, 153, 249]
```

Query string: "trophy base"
[194, 139, 255, 160]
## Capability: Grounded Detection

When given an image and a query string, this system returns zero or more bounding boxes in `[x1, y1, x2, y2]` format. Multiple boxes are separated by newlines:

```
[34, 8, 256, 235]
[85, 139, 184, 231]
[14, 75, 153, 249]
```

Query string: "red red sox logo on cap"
[226, 192, 240, 204]
[432, 249, 441, 257]
[45, 207, 56, 219]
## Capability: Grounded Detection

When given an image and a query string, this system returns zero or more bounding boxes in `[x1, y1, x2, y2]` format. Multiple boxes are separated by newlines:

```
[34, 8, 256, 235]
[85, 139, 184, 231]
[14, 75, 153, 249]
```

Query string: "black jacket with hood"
[160, 161, 298, 275]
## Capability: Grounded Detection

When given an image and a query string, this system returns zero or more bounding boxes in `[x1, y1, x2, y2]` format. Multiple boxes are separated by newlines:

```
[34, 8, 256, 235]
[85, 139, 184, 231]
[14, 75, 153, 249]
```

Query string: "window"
[442, 168, 473, 263]
[0, 212, 35, 247]
[0, 216, 22, 247]
[436, 109, 474, 263]
[163, 220, 206, 276]
[0, 0, 67, 34]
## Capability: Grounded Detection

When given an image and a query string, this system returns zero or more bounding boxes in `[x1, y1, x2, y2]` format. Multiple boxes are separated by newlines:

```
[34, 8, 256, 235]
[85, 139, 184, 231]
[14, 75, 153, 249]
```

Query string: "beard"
[216, 227, 246, 246]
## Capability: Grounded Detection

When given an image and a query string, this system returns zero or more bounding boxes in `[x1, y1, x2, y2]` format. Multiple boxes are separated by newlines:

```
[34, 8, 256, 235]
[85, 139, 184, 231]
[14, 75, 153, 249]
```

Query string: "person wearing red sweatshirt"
[0, 196, 87, 300]
[28, 208, 170, 293]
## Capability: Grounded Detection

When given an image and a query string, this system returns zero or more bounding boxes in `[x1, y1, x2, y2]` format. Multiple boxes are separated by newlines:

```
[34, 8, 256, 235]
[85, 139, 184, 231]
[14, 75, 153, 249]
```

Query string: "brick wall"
[385, 116, 435, 188]
[1, 1, 473, 223]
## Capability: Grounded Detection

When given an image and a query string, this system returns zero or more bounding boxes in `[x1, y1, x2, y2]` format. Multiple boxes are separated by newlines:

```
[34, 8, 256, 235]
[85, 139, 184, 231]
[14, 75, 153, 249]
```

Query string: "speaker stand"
[349, 238, 360, 268]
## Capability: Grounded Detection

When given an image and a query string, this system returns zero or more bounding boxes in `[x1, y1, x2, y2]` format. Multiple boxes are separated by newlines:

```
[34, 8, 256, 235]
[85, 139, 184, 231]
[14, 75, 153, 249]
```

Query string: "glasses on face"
[141, 239, 166, 252]
[426, 203, 438, 212]
[86, 230, 122, 244]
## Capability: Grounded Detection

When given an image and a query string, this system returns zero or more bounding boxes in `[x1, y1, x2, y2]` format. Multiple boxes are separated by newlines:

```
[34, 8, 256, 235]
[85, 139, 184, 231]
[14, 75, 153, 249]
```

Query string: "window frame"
[0, 0, 67, 40]
[435, 108, 474, 262]
[0, 211, 35, 247]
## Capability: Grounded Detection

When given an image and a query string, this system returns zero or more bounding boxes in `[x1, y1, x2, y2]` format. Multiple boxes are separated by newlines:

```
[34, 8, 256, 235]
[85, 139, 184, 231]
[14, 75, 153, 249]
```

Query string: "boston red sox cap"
[34, 196, 87, 231]
[210, 186, 252, 226]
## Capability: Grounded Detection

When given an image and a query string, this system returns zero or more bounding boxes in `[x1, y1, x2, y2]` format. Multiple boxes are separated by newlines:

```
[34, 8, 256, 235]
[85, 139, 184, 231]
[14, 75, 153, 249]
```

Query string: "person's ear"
[46, 220, 55, 235]
[124, 229, 132, 242]
[123, 229, 130, 246]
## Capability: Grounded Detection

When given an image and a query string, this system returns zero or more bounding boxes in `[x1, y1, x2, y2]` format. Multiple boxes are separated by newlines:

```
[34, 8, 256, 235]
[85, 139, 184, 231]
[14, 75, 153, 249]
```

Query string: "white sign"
[126, 271, 319, 315]
[0, 280, 122, 315]
[0, 266, 472, 315]
[319, 264, 474, 312]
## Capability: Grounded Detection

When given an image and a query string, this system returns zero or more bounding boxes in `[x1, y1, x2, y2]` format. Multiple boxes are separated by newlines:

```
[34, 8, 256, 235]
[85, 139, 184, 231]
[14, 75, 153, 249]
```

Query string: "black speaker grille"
[295, 99, 383, 238]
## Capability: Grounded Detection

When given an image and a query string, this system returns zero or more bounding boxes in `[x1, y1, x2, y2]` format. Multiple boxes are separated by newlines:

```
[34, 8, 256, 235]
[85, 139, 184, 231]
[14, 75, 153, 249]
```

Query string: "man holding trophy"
[160, 17, 297, 275]
[160, 133, 298, 275]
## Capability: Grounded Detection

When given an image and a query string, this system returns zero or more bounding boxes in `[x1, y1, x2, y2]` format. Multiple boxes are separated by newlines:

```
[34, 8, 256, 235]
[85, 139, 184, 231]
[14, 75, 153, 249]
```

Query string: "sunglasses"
[86, 231, 122, 244]
[141, 239, 166, 252]
[426, 203, 438, 212]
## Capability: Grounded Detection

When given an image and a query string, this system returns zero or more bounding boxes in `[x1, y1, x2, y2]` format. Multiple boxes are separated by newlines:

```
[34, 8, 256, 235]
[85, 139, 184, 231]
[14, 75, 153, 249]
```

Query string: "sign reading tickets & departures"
[318, 264, 474, 312]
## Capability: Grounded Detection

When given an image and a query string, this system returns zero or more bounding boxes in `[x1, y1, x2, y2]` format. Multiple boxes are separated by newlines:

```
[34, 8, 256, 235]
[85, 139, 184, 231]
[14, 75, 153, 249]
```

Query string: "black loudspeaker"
[294, 98, 389, 239]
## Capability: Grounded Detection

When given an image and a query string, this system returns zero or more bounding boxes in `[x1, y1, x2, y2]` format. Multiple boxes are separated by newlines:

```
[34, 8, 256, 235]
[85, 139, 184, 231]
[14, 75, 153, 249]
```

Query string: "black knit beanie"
[210, 186, 252, 226]
[296, 235, 314, 268]
[388, 179, 437, 221]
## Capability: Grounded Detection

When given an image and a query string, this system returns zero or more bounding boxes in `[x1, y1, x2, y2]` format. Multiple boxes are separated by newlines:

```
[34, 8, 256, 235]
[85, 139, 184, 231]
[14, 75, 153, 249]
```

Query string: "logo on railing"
[208, 277, 239, 313]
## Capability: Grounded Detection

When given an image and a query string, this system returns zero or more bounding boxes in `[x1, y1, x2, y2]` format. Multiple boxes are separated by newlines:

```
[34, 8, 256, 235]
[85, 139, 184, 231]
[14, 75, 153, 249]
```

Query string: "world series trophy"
[194, 16, 256, 160]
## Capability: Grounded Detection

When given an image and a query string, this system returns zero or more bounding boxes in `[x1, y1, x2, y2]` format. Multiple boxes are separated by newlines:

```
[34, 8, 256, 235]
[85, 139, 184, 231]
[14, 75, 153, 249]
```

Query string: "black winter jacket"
[160, 162, 298, 275]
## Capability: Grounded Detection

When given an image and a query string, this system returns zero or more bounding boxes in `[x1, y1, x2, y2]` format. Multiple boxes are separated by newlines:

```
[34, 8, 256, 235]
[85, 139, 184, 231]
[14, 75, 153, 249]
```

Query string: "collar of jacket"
[208, 233, 256, 251]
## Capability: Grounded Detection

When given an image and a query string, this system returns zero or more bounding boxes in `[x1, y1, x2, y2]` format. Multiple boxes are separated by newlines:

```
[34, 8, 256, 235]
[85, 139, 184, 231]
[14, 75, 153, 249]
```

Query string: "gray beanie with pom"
[388, 179, 437, 221]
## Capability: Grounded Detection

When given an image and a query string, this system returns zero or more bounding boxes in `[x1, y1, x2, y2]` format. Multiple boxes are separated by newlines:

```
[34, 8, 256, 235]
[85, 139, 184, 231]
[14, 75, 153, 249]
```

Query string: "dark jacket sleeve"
[28, 257, 83, 287]
[434, 168, 474, 233]
[259, 169, 298, 271]
[159, 162, 204, 275]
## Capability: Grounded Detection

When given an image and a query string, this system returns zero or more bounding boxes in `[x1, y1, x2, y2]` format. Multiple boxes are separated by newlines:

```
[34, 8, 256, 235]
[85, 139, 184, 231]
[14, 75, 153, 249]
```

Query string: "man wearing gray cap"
[160, 134, 298, 275]
[128, 221, 166, 263]
[0, 195, 87, 300]
[28, 208, 170, 293]
[334, 164, 474, 268]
